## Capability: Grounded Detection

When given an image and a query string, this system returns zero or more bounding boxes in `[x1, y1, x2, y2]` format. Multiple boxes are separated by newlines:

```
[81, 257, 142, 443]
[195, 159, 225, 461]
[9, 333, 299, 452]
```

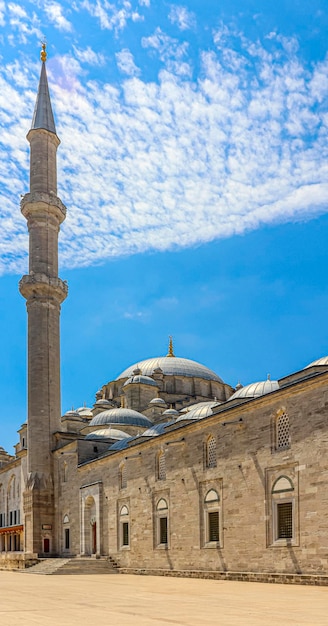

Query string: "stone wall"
[56, 371, 328, 576]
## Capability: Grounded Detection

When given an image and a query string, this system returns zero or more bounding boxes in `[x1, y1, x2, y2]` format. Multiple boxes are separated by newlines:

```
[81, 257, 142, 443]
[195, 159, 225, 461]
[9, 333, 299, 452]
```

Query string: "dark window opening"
[208, 511, 219, 542]
[65, 528, 70, 550]
[277, 502, 293, 539]
[159, 517, 168, 544]
[122, 522, 129, 546]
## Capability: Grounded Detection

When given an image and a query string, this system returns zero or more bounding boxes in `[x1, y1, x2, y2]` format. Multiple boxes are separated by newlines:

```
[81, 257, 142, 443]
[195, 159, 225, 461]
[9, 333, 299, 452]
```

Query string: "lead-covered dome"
[305, 356, 328, 368]
[89, 407, 152, 428]
[117, 356, 223, 383]
[228, 378, 279, 401]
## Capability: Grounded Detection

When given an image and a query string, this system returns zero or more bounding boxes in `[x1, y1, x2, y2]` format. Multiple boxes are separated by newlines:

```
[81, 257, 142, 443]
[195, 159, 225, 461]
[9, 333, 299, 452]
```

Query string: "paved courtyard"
[0, 572, 327, 625]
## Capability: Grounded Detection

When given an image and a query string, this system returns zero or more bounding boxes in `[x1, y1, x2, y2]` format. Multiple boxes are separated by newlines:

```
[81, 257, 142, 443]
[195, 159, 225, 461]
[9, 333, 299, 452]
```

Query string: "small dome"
[109, 437, 134, 451]
[123, 375, 158, 387]
[85, 428, 129, 440]
[149, 397, 167, 406]
[228, 378, 279, 401]
[305, 356, 328, 368]
[94, 399, 112, 407]
[141, 421, 175, 437]
[90, 407, 152, 428]
[176, 401, 221, 422]
[76, 406, 93, 418]
[162, 408, 179, 416]
[63, 409, 80, 418]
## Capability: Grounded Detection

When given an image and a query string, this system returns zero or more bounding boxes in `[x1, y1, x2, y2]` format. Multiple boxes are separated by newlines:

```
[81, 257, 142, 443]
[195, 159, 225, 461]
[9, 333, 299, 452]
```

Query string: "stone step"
[21, 557, 118, 575]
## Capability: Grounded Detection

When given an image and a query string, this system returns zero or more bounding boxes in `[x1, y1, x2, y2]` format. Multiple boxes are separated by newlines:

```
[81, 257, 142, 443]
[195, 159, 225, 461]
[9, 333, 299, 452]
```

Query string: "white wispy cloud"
[80, 0, 142, 33]
[116, 49, 140, 76]
[73, 45, 105, 66]
[44, 1, 73, 32]
[0, 29, 328, 276]
[169, 5, 196, 31]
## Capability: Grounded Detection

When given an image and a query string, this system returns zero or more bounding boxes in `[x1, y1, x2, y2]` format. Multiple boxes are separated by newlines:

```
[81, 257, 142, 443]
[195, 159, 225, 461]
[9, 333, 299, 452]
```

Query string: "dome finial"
[40, 41, 47, 63]
[167, 336, 175, 357]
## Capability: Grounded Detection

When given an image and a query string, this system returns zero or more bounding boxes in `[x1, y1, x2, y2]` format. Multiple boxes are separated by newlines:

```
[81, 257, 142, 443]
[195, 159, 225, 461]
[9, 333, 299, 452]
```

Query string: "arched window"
[204, 489, 220, 544]
[119, 463, 127, 489]
[119, 505, 130, 548]
[272, 476, 295, 541]
[275, 410, 290, 450]
[157, 451, 166, 481]
[206, 435, 217, 469]
[63, 462, 68, 483]
[156, 498, 169, 546]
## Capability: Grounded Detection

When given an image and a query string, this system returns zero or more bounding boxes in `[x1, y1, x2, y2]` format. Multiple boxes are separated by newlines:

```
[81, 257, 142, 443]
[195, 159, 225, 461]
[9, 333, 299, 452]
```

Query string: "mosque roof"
[90, 407, 152, 428]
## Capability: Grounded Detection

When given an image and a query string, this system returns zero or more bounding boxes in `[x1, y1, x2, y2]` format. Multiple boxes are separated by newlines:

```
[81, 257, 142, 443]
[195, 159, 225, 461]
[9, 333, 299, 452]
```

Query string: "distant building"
[0, 47, 327, 583]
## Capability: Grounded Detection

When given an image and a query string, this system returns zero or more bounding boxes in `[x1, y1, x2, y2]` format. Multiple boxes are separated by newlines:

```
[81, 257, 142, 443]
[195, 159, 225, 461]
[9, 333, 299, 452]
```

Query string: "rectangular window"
[122, 522, 129, 546]
[277, 502, 293, 539]
[10, 511, 13, 526]
[65, 528, 70, 550]
[159, 516, 168, 544]
[208, 511, 219, 542]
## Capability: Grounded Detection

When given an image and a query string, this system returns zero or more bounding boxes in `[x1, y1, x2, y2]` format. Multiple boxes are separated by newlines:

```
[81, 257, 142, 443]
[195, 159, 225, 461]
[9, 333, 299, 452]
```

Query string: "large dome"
[117, 356, 223, 383]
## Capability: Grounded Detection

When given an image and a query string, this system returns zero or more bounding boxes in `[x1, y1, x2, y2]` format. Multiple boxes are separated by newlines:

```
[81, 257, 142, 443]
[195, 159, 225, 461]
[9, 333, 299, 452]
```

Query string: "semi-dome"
[305, 356, 328, 368]
[228, 378, 279, 401]
[85, 428, 129, 440]
[90, 407, 152, 428]
[123, 375, 158, 387]
[117, 356, 223, 383]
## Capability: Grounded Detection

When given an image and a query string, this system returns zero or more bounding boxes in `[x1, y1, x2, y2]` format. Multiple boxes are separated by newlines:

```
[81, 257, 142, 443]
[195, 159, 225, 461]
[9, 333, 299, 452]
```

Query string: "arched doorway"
[84, 496, 97, 555]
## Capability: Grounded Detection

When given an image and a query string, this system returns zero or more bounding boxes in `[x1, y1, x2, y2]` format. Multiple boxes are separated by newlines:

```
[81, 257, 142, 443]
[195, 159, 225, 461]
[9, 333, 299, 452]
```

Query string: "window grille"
[207, 436, 217, 468]
[277, 502, 293, 539]
[208, 511, 219, 542]
[122, 521, 129, 546]
[276, 412, 290, 450]
[159, 517, 168, 544]
[158, 453, 166, 480]
[120, 464, 127, 489]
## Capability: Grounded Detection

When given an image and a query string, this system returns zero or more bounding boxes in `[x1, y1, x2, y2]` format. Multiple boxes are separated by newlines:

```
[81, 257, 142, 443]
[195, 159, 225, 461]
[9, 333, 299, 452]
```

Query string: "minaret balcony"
[19, 274, 68, 304]
[21, 192, 67, 224]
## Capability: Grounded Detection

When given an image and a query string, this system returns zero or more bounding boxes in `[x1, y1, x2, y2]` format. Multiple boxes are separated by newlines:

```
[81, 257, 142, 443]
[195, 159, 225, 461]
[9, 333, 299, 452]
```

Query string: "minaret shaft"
[19, 48, 67, 556]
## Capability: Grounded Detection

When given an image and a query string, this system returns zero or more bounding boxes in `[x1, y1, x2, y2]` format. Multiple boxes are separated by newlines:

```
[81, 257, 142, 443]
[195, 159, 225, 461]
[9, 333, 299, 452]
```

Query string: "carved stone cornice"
[19, 273, 68, 304]
[21, 192, 67, 224]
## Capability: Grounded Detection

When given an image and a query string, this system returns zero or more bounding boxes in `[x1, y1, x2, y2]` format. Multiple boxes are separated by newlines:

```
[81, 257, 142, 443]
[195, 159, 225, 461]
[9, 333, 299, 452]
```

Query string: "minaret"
[19, 44, 67, 556]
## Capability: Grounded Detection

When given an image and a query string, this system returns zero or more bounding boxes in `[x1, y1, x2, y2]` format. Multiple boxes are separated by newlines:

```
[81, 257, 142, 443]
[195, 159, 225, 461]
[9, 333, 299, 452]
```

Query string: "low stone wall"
[0, 553, 39, 570]
[118, 568, 328, 586]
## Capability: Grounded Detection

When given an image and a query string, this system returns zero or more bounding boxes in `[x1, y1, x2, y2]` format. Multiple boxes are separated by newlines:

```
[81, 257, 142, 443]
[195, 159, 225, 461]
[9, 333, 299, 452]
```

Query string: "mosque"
[0, 46, 327, 582]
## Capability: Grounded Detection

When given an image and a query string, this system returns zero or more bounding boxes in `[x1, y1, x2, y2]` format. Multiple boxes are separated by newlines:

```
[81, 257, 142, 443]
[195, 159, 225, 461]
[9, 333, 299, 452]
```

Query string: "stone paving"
[0, 571, 327, 625]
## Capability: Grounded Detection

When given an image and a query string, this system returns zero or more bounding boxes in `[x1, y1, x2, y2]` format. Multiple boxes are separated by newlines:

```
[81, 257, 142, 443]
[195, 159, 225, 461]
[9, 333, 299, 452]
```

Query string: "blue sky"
[0, 1, 327, 451]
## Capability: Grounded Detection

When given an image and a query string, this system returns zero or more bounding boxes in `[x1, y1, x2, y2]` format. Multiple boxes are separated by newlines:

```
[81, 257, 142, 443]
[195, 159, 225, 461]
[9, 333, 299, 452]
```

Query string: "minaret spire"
[19, 45, 67, 557]
[30, 43, 56, 134]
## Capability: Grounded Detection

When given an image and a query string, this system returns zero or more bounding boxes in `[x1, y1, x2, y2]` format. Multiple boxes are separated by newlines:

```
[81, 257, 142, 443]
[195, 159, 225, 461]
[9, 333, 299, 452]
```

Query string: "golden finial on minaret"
[167, 336, 175, 357]
[40, 42, 47, 63]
